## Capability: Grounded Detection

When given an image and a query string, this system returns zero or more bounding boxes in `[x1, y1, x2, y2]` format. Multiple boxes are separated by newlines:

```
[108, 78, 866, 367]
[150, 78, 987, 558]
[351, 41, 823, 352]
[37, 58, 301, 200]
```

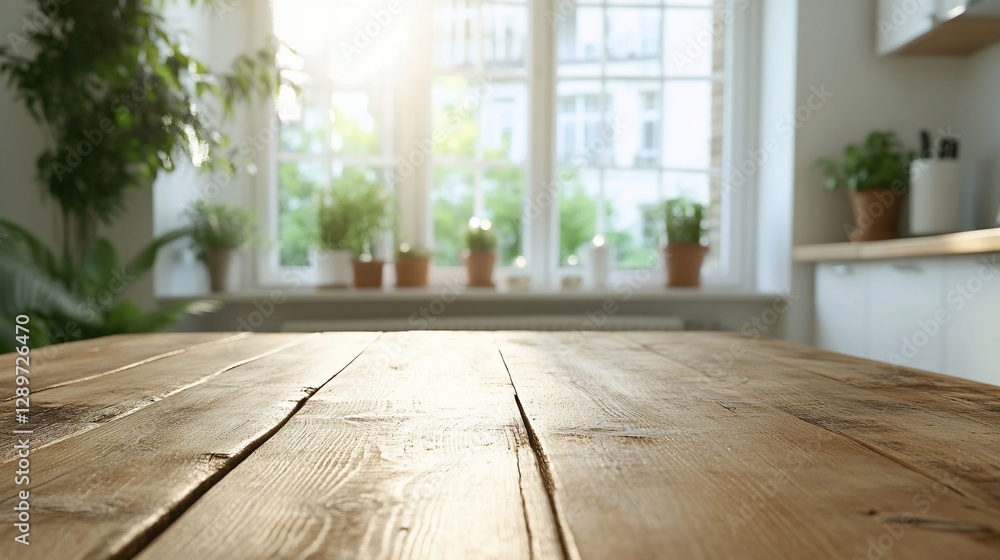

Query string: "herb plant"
[665, 198, 706, 245]
[814, 131, 915, 192]
[465, 219, 497, 253]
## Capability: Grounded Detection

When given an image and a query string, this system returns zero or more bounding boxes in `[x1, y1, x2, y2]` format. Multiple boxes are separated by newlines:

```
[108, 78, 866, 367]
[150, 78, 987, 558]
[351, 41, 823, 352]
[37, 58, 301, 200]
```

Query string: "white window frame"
[253, 0, 759, 291]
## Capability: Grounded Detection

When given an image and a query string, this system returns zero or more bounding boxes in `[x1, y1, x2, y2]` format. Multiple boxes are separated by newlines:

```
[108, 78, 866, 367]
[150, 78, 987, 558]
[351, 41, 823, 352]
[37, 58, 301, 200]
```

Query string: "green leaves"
[665, 198, 707, 245]
[185, 201, 256, 256]
[814, 131, 915, 192]
[317, 173, 390, 255]
[0, 224, 211, 352]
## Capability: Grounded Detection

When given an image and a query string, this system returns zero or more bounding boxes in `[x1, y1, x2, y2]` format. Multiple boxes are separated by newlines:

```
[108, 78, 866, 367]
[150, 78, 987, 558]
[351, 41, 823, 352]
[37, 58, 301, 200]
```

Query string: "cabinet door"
[878, 0, 936, 54]
[815, 263, 870, 359]
[867, 258, 946, 373]
[942, 253, 1000, 386]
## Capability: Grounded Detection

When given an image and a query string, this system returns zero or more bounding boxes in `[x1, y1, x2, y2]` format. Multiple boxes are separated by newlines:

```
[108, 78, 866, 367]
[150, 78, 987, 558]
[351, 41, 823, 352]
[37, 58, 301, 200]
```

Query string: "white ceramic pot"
[205, 248, 241, 293]
[311, 248, 353, 287]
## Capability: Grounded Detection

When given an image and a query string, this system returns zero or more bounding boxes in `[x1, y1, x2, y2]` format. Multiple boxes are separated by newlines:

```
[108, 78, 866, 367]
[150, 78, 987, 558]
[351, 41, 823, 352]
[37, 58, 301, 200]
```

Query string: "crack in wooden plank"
[497, 346, 578, 560]
[118, 333, 382, 560]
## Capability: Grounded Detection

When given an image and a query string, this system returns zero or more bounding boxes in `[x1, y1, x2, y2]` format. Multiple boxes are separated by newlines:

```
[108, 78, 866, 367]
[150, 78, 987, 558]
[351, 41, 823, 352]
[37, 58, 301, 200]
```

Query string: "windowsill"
[159, 286, 779, 304]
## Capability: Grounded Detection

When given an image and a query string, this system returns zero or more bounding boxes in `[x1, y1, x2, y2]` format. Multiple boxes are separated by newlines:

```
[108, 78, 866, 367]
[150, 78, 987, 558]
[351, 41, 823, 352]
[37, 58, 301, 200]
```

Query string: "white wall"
[958, 41, 1000, 231]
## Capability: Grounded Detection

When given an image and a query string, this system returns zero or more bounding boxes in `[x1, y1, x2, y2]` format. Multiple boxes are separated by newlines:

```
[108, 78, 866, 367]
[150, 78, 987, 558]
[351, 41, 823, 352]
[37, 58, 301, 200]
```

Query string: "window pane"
[557, 168, 599, 265]
[280, 87, 327, 156]
[665, 8, 718, 77]
[481, 81, 528, 163]
[663, 81, 712, 169]
[483, 167, 524, 265]
[433, 76, 479, 159]
[432, 167, 475, 266]
[278, 160, 326, 266]
[556, 82, 609, 166]
[605, 170, 660, 269]
[434, 0, 477, 70]
[557, 7, 603, 77]
[330, 89, 386, 157]
[605, 8, 662, 77]
[606, 81, 661, 168]
[482, 3, 528, 72]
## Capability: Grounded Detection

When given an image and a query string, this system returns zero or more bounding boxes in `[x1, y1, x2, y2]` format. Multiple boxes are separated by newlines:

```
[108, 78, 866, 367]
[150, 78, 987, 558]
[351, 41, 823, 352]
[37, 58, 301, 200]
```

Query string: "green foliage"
[0, 0, 278, 266]
[0, 220, 215, 353]
[185, 200, 256, 256]
[396, 244, 432, 260]
[466, 219, 498, 253]
[815, 131, 915, 192]
[317, 176, 389, 256]
[665, 198, 706, 245]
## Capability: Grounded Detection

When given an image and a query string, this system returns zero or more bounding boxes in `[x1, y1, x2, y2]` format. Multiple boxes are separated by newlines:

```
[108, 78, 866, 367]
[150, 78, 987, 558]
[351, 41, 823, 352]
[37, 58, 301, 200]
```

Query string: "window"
[264, 0, 748, 287]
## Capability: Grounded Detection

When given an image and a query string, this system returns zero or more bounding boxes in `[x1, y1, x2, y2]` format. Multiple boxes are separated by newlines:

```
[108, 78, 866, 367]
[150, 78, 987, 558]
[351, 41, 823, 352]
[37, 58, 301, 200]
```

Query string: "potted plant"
[465, 218, 497, 288]
[314, 181, 389, 288]
[395, 243, 432, 288]
[185, 201, 255, 293]
[815, 131, 915, 242]
[664, 198, 708, 288]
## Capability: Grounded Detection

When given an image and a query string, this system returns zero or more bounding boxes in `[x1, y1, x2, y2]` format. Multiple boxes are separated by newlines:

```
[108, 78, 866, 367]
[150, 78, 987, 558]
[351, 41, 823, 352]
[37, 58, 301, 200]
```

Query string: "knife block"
[909, 158, 962, 236]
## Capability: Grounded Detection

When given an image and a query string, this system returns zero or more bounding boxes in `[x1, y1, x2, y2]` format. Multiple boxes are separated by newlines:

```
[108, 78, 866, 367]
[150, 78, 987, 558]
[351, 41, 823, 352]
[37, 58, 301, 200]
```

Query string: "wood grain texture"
[497, 331, 1000, 560]
[624, 332, 1000, 511]
[137, 331, 563, 560]
[0, 332, 245, 397]
[0, 332, 377, 560]
[0, 333, 310, 463]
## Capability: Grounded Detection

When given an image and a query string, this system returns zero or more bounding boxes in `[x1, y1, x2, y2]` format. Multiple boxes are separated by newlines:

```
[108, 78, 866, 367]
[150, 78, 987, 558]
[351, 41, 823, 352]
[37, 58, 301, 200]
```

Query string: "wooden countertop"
[794, 227, 1000, 262]
[2, 331, 1000, 559]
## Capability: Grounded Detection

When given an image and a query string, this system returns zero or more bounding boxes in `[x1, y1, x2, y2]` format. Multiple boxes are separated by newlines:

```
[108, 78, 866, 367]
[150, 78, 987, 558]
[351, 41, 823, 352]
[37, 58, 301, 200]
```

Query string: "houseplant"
[185, 201, 256, 293]
[465, 218, 497, 287]
[664, 198, 708, 288]
[815, 131, 915, 242]
[395, 243, 432, 288]
[0, 0, 276, 350]
[314, 180, 389, 288]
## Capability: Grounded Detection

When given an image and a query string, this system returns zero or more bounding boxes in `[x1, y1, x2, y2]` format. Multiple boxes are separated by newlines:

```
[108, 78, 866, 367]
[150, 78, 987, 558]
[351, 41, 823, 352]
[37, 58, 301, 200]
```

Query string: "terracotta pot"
[664, 243, 707, 288]
[352, 260, 384, 289]
[465, 251, 496, 287]
[311, 248, 353, 287]
[848, 188, 906, 242]
[205, 248, 241, 293]
[395, 257, 430, 288]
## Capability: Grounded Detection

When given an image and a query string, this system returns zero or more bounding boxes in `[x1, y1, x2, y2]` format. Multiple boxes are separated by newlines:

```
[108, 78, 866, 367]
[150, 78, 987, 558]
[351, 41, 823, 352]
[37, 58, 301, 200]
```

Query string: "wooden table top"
[2, 331, 999, 559]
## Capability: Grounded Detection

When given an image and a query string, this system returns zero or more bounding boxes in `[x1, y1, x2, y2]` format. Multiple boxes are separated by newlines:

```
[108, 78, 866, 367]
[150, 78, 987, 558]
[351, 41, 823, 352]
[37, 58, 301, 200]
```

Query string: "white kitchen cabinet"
[878, 0, 1000, 55]
[866, 258, 946, 373]
[815, 263, 870, 359]
[942, 253, 1000, 385]
[877, 0, 936, 54]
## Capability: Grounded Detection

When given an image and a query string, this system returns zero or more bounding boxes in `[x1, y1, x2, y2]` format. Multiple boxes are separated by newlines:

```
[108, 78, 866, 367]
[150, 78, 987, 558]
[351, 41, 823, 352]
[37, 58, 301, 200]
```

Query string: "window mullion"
[527, 0, 557, 287]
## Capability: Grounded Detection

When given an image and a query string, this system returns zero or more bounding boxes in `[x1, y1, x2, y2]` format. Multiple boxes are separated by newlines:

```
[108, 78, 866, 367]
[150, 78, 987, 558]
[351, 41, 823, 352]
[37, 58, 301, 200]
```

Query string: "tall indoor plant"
[0, 0, 278, 351]
[664, 198, 707, 288]
[815, 131, 915, 242]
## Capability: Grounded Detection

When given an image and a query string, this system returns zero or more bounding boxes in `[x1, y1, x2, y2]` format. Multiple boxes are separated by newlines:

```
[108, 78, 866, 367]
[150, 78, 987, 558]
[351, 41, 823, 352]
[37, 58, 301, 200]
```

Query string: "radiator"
[282, 315, 684, 332]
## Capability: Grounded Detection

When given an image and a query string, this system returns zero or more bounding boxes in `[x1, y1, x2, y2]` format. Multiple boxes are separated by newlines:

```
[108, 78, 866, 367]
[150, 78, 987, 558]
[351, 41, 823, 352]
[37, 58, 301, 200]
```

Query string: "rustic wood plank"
[136, 331, 563, 560]
[0, 332, 245, 397]
[624, 331, 1000, 511]
[0, 332, 378, 560]
[0, 333, 312, 463]
[497, 331, 1000, 560]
